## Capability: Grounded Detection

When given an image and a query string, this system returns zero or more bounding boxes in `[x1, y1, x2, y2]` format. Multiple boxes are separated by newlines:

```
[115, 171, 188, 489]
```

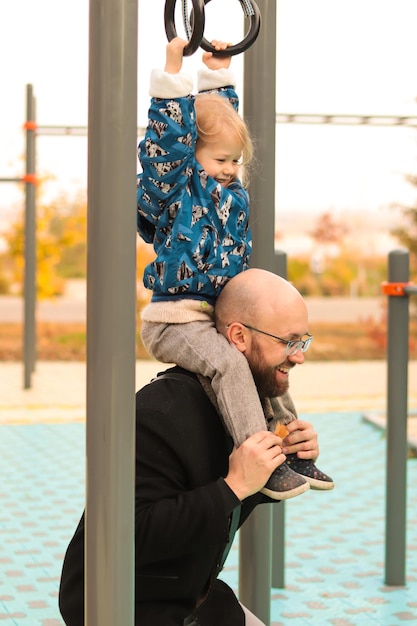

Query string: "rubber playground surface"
[1, 407, 417, 626]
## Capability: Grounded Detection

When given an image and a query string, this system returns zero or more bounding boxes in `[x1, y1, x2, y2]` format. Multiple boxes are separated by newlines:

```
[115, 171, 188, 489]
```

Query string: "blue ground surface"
[1, 412, 417, 625]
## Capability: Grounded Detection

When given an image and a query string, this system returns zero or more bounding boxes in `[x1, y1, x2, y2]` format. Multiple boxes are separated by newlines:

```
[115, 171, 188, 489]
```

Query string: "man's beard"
[249, 338, 290, 399]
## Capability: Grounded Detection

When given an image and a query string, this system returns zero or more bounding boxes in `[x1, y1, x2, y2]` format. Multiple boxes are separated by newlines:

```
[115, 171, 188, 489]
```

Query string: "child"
[137, 37, 333, 499]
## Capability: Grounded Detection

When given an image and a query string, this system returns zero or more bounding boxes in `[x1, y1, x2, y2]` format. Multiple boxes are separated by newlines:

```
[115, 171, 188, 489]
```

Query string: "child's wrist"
[149, 69, 193, 98]
[197, 67, 236, 92]
[164, 62, 181, 74]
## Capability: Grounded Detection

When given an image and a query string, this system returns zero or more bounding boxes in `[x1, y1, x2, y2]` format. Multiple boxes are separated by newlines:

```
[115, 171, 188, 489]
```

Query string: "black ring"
[164, 0, 206, 57]
[200, 0, 261, 57]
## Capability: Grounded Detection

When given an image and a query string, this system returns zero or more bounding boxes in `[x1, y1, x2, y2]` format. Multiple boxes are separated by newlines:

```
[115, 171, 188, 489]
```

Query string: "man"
[59, 269, 321, 626]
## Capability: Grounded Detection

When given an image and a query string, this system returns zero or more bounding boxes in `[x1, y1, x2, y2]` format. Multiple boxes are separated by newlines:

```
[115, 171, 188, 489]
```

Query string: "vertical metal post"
[23, 84, 37, 389]
[86, 0, 138, 624]
[275, 250, 287, 281]
[385, 249, 409, 586]
[271, 505, 285, 588]
[272, 250, 287, 589]
[239, 511, 272, 623]
[240, 1, 277, 623]
[243, 0, 276, 273]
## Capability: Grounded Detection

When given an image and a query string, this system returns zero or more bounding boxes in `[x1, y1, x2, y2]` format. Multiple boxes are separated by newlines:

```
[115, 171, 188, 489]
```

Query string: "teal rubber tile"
[1, 412, 417, 625]
[0, 423, 85, 625]
[220, 412, 417, 626]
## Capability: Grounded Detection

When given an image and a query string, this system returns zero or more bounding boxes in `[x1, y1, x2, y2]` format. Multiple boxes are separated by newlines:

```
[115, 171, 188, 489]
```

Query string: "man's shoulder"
[136, 366, 209, 410]
[136, 366, 229, 454]
[153, 365, 200, 383]
[140, 366, 201, 392]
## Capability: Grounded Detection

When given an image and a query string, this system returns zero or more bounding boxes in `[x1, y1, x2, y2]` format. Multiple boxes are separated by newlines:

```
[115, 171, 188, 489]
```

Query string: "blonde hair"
[194, 92, 254, 187]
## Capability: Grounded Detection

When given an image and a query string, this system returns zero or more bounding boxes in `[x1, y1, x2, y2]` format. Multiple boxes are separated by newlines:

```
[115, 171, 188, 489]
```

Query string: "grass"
[1, 320, 416, 362]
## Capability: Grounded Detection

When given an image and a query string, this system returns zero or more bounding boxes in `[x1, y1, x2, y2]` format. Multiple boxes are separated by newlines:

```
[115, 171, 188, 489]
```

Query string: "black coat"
[59, 367, 266, 625]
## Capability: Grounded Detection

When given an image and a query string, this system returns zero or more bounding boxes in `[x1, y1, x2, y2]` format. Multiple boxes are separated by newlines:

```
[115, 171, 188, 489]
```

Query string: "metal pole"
[86, 0, 138, 624]
[243, 0, 276, 273]
[271, 505, 285, 588]
[274, 250, 287, 281]
[385, 249, 409, 586]
[239, 510, 272, 622]
[271, 250, 287, 589]
[23, 84, 36, 389]
[240, 1, 277, 623]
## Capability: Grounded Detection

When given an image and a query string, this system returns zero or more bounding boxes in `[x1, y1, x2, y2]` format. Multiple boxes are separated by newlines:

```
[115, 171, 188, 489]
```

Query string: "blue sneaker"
[261, 463, 310, 500]
[285, 454, 334, 490]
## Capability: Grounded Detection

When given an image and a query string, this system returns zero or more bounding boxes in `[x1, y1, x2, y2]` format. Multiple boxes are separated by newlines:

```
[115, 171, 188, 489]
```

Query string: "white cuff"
[197, 68, 236, 92]
[149, 69, 194, 99]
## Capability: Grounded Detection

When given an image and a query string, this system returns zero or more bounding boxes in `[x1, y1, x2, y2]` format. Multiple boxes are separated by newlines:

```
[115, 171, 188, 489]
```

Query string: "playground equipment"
[86, 1, 138, 624]
[164, 0, 261, 56]
[275, 112, 417, 127]
[85, 1, 270, 623]
[271, 249, 417, 594]
[0, 85, 89, 389]
[0, 92, 148, 391]
[382, 249, 417, 586]
[0, 85, 37, 390]
[164, 0, 205, 56]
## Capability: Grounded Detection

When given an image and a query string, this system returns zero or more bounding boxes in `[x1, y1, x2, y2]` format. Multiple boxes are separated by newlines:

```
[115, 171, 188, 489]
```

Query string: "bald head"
[215, 268, 308, 336]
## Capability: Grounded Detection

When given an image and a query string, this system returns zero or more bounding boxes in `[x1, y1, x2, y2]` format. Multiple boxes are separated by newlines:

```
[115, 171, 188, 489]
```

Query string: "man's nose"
[288, 349, 305, 365]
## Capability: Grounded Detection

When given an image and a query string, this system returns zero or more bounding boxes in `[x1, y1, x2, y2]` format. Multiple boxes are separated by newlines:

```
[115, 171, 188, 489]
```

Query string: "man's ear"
[226, 322, 249, 353]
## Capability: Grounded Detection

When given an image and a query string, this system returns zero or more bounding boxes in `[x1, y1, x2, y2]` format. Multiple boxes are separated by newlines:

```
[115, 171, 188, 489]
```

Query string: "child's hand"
[202, 40, 232, 70]
[165, 37, 189, 74]
[281, 419, 319, 461]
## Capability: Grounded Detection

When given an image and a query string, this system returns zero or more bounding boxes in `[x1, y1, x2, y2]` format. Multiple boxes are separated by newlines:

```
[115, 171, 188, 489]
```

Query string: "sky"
[1, 0, 417, 232]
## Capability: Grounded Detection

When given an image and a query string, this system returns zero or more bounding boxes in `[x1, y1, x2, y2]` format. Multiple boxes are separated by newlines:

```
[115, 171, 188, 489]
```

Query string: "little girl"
[137, 38, 333, 499]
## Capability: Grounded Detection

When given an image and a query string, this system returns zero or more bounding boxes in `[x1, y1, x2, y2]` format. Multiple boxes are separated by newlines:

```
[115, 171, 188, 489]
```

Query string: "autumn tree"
[309, 212, 349, 246]
[3, 187, 156, 306]
[4, 192, 87, 298]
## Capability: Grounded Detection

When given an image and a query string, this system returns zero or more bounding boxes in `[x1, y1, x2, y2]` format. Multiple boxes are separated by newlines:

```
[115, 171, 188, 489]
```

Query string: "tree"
[309, 212, 349, 246]
[3, 192, 87, 298]
[3, 188, 156, 306]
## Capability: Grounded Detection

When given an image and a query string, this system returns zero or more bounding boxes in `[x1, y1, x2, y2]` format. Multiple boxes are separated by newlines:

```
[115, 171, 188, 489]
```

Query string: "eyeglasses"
[241, 324, 313, 356]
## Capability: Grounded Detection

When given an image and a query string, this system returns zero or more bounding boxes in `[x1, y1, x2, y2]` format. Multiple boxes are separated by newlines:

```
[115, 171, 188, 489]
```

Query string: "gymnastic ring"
[164, 0, 206, 57]
[199, 0, 261, 56]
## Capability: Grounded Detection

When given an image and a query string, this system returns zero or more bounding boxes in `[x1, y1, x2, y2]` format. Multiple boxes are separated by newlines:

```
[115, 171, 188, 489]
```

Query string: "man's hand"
[281, 419, 319, 461]
[224, 431, 286, 501]
[165, 37, 189, 74]
[202, 40, 232, 70]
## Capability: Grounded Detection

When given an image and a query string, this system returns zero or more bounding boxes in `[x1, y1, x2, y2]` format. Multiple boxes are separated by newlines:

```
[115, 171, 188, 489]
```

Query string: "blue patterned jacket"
[137, 71, 252, 303]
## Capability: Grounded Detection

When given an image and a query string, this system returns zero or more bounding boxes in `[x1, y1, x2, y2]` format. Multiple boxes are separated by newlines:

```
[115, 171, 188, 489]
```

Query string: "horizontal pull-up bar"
[0, 175, 38, 185]
[37, 117, 417, 132]
[23, 125, 146, 136]
[276, 113, 417, 127]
